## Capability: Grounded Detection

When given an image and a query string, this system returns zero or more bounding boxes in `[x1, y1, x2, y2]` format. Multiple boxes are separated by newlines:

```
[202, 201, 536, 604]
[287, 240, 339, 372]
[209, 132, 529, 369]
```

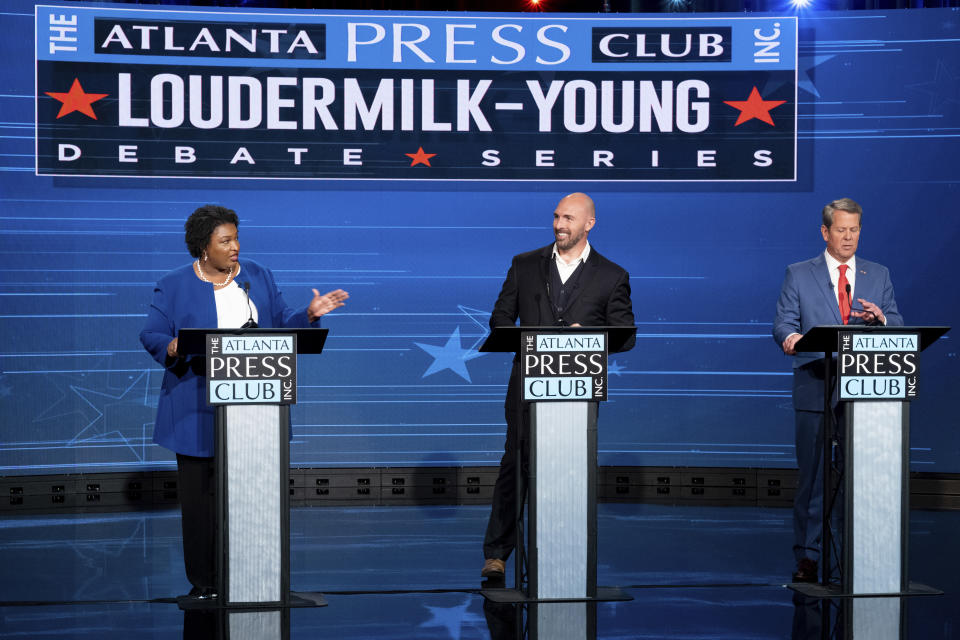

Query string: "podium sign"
[520, 331, 608, 402]
[838, 332, 919, 401]
[206, 333, 297, 405]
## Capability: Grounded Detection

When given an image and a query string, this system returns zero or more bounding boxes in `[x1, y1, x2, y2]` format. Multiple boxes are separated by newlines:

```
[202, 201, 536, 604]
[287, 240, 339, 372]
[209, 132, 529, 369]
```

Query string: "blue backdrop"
[1, 2, 957, 474]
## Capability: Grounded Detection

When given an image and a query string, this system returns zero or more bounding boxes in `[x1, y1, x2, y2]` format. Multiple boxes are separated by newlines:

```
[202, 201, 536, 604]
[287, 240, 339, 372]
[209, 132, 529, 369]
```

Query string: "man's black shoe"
[186, 586, 218, 600]
[792, 558, 818, 583]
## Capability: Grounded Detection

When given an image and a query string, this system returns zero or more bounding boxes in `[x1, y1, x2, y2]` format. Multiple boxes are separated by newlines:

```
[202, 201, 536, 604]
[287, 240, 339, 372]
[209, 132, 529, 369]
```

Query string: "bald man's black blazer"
[490, 243, 636, 353]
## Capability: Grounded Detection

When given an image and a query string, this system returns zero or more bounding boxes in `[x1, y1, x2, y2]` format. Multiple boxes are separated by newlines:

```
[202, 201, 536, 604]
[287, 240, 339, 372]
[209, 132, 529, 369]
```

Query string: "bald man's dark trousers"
[483, 368, 528, 561]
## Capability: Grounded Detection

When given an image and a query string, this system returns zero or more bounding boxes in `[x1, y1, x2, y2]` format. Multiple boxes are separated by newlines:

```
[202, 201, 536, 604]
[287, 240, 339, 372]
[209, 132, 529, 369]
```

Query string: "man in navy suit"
[773, 197, 903, 582]
[481, 192, 636, 579]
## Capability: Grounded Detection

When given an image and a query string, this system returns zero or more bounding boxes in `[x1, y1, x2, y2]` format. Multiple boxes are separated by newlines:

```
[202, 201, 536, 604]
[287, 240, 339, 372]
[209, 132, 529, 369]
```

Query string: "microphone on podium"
[241, 281, 258, 328]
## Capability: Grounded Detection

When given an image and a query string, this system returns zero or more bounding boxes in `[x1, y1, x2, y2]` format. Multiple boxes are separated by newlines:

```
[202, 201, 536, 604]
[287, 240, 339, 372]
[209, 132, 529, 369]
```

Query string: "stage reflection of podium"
[484, 600, 600, 640]
[791, 592, 914, 640]
[183, 608, 290, 640]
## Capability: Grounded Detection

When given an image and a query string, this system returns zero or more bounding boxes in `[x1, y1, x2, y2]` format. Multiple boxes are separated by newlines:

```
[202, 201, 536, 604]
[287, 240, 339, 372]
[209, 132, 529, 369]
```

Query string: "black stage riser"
[3, 466, 960, 513]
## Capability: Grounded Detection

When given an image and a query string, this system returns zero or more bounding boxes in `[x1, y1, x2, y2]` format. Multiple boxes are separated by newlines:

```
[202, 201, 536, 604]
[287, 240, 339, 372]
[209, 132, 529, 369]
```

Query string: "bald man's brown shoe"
[481, 558, 505, 578]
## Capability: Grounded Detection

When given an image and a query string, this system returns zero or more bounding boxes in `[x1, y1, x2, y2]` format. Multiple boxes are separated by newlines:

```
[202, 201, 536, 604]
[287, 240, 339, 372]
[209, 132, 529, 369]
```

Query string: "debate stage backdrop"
[1, 2, 957, 475]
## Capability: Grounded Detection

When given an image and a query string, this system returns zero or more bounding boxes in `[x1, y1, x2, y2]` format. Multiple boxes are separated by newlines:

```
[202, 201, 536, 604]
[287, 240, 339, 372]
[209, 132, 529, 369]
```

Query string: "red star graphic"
[723, 87, 787, 126]
[405, 147, 436, 167]
[45, 78, 108, 120]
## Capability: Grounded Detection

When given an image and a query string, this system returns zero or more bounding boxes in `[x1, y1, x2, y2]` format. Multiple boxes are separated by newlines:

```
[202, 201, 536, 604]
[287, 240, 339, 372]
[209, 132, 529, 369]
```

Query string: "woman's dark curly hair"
[184, 205, 239, 259]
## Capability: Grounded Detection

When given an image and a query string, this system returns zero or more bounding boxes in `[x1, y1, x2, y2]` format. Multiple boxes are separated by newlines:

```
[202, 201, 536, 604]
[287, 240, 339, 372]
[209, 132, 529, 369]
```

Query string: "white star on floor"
[415, 327, 487, 383]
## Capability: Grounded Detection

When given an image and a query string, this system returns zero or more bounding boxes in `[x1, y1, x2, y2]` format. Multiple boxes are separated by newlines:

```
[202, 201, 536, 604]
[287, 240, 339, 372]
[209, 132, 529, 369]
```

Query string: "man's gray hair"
[822, 198, 863, 228]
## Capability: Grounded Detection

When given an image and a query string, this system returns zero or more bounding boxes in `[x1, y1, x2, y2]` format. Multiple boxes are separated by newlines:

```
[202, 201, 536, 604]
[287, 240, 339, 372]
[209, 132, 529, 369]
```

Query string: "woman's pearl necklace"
[195, 260, 236, 287]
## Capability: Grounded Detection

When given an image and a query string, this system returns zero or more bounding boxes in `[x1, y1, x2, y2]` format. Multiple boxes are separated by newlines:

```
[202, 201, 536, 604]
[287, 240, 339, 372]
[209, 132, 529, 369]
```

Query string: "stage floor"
[1, 503, 956, 638]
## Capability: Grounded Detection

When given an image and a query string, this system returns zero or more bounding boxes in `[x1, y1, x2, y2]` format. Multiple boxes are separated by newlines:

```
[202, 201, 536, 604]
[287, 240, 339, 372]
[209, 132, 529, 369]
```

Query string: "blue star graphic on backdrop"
[415, 326, 486, 382]
[608, 359, 625, 377]
[797, 54, 836, 98]
[907, 59, 960, 116]
[67, 371, 154, 461]
[762, 54, 834, 99]
[456, 305, 492, 350]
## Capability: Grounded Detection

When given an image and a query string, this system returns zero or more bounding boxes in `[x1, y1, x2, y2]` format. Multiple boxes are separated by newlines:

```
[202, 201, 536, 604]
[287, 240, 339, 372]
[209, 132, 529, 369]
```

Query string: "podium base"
[480, 586, 633, 604]
[176, 591, 328, 610]
[787, 581, 942, 599]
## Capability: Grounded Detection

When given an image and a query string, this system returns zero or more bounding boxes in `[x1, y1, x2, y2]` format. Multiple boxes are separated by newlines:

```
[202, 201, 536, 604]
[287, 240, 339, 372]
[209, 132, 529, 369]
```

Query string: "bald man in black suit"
[481, 192, 636, 579]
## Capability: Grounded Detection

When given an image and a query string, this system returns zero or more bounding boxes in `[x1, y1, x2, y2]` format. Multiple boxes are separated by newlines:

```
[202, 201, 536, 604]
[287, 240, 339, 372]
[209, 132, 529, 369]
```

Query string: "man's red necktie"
[838, 264, 851, 325]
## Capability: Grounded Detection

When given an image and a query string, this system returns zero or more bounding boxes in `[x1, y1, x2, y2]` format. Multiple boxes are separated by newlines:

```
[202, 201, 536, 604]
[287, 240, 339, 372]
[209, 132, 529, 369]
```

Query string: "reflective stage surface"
[1, 504, 956, 639]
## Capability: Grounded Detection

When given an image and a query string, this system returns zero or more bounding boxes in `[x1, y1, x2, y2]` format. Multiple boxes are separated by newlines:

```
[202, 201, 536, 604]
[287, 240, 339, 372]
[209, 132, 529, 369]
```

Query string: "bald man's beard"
[555, 229, 585, 252]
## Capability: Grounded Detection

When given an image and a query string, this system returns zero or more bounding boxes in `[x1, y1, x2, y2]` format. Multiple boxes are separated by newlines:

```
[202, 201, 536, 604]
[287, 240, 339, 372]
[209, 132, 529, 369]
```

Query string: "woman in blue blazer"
[140, 204, 348, 600]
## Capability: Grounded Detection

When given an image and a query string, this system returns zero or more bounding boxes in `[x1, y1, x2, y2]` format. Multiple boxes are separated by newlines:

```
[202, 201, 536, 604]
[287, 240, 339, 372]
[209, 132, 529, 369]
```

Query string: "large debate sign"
[36, 6, 797, 181]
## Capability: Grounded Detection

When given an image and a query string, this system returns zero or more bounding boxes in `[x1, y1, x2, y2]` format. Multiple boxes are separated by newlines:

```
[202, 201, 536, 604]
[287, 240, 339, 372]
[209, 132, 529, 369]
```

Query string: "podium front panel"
[850, 598, 901, 640]
[848, 401, 906, 595]
[532, 401, 591, 599]
[534, 602, 591, 639]
[225, 404, 282, 604]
